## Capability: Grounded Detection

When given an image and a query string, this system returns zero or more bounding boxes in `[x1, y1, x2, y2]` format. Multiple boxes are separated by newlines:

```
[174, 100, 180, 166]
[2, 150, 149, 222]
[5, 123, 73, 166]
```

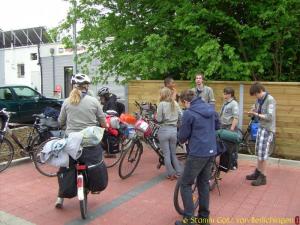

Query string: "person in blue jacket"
[175, 89, 218, 225]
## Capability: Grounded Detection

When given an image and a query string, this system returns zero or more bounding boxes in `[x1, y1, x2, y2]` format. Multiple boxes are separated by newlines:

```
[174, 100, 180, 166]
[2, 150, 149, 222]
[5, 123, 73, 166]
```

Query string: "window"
[30, 53, 37, 60]
[17, 64, 25, 78]
[12, 87, 39, 99]
[0, 88, 13, 100]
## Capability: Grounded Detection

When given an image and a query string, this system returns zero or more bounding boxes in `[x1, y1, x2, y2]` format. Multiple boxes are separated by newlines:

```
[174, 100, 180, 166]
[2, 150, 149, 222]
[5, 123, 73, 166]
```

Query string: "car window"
[0, 88, 13, 100]
[12, 87, 39, 100]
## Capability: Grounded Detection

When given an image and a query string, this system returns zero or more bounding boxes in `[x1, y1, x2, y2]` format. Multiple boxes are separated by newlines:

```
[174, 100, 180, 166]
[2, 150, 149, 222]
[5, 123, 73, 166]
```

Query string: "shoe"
[246, 168, 260, 180]
[55, 197, 64, 208]
[196, 216, 210, 225]
[251, 173, 267, 186]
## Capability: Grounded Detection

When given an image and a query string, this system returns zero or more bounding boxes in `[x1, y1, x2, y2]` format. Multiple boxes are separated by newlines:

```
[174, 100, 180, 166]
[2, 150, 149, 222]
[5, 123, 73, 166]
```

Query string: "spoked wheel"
[209, 160, 220, 191]
[32, 137, 59, 177]
[0, 137, 14, 172]
[118, 140, 143, 179]
[268, 136, 276, 157]
[79, 189, 88, 219]
[244, 133, 256, 155]
[103, 138, 132, 168]
[173, 177, 199, 216]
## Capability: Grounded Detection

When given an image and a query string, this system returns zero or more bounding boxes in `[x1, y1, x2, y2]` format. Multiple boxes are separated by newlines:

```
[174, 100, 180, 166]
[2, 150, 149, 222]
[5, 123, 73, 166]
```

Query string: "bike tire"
[118, 140, 143, 179]
[103, 138, 131, 168]
[209, 160, 220, 191]
[79, 189, 88, 219]
[268, 136, 276, 156]
[0, 137, 14, 172]
[32, 136, 59, 177]
[244, 132, 256, 155]
[173, 178, 199, 216]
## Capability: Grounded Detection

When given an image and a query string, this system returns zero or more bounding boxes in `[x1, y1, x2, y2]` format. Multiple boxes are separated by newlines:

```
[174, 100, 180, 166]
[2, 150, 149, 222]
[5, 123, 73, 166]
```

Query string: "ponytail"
[69, 88, 81, 105]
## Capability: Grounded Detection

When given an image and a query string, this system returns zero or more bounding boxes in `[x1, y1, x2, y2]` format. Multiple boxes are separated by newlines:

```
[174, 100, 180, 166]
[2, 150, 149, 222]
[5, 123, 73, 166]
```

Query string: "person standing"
[219, 87, 239, 170]
[55, 73, 107, 208]
[175, 90, 218, 225]
[156, 87, 182, 180]
[164, 76, 178, 101]
[191, 73, 215, 104]
[246, 82, 276, 186]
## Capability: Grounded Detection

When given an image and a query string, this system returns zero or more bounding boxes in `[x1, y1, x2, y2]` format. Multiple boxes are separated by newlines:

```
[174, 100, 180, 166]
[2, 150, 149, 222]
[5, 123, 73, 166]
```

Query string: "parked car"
[0, 85, 63, 123]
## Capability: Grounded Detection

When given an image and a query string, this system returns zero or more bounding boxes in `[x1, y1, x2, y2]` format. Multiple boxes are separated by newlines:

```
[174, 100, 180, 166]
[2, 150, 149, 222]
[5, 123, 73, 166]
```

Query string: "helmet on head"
[98, 87, 110, 96]
[71, 73, 91, 85]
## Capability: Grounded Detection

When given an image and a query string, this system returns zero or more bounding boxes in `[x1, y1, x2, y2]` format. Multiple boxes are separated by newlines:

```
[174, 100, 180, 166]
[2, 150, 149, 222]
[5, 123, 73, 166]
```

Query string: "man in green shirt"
[191, 73, 215, 104]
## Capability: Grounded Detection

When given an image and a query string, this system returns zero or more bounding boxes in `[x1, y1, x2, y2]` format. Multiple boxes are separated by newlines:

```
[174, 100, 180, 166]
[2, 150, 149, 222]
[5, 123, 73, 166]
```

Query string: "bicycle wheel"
[79, 189, 88, 219]
[209, 160, 220, 191]
[244, 132, 256, 155]
[268, 136, 276, 156]
[173, 178, 199, 216]
[32, 136, 59, 177]
[0, 137, 14, 172]
[103, 138, 130, 168]
[118, 139, 143, 179]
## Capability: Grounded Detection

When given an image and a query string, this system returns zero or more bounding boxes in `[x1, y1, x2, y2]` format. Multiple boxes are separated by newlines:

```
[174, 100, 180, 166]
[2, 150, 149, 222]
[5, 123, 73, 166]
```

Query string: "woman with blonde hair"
[156, 87, 182, 180]
[55, 73, 107, 208]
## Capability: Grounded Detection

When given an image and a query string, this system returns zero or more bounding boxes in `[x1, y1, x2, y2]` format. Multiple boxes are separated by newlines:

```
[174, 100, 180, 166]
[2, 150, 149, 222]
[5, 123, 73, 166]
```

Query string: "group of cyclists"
[53, 72, 276, 225]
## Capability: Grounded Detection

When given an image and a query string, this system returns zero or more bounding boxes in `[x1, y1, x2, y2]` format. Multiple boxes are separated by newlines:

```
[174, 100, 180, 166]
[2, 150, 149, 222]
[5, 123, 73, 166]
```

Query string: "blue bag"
[250, 122, 260, 140]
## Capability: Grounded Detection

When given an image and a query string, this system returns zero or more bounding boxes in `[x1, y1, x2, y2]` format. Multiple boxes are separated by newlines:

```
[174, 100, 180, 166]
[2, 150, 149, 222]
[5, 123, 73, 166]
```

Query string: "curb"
[10, 157, 31, 167]
[238, 153, 300, 167]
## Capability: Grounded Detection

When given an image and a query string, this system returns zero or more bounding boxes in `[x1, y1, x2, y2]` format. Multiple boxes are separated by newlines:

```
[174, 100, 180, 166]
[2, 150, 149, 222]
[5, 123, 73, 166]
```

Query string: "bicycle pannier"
[250, 122, 260, 140]
[87, 161, 108, 192]
[216, 129, 242, 144]
[57, 166, 77, 198]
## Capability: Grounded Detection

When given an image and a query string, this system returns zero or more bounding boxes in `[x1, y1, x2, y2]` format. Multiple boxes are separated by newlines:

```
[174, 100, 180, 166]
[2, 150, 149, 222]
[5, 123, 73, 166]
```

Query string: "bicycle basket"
[135, 119, 152, 137]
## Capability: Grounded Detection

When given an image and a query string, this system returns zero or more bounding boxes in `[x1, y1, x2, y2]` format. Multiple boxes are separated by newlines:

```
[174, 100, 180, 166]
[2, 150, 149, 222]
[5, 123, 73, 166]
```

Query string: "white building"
[0, 27, 127, 106]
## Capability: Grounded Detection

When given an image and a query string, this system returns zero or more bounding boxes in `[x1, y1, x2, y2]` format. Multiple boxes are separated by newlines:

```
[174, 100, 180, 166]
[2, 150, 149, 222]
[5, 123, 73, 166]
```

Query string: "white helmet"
[71, 73, 91, 85]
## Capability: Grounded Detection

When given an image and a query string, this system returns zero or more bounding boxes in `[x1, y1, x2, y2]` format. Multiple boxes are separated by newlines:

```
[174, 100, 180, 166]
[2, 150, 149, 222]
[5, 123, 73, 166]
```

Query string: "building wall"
[3, 46, 41, 91]
[0, 50, 5, 85]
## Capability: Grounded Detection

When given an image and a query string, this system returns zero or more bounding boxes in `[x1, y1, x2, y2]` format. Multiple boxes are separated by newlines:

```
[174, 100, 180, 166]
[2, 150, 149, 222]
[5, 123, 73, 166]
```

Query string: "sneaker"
[251, 173, 267, 186]
[55, 197, 64, 209]
[246, 168, 260, 180]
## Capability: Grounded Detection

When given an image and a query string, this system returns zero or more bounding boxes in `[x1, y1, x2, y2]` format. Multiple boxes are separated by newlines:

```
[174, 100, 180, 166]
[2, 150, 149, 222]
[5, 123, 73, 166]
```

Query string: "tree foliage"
[59, 0, 300, 83]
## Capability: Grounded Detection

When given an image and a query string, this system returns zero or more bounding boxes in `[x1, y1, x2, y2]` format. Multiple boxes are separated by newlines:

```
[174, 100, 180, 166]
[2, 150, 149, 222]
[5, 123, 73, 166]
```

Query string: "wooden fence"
[128, 80, 300, 160]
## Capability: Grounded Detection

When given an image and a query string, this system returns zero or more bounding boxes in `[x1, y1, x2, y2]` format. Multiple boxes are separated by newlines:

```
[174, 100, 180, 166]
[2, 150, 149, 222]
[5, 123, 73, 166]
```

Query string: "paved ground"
[0, 148, 299, 225]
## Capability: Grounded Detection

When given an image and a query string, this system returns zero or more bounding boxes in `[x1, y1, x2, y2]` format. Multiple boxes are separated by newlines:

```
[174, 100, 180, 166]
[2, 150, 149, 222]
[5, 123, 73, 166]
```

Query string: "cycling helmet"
[98, 87, 110, 96]
[71, 73, 91, 85]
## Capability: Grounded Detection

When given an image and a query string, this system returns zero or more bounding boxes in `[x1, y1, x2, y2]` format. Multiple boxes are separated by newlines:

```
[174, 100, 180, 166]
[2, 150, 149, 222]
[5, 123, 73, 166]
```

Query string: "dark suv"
[0, 85, 63, 123]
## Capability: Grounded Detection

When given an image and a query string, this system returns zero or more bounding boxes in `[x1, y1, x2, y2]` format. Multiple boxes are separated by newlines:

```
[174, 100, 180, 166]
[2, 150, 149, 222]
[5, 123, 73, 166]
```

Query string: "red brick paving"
[0, 149, 299, 225]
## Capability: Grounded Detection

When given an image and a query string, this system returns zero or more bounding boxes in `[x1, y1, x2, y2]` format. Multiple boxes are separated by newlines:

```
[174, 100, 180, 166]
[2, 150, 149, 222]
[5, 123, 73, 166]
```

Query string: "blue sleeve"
[178, 111, 192, 144]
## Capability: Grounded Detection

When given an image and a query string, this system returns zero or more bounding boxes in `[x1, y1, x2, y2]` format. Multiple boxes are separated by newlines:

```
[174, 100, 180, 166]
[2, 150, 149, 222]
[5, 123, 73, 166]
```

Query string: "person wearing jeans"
[176, 89, 218, 225]
[156, 87, 182, 180]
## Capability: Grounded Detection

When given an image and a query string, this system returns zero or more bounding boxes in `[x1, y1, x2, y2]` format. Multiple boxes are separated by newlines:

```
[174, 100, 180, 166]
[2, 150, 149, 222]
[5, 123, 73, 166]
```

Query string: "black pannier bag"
[102, 131, 120, 154]
[57, 166, 77, 198]
[87, 161, 108, 192]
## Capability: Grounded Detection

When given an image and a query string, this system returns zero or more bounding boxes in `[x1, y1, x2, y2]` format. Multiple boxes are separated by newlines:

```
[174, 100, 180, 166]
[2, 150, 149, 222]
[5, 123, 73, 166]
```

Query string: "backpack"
[116, 101, 125, 116]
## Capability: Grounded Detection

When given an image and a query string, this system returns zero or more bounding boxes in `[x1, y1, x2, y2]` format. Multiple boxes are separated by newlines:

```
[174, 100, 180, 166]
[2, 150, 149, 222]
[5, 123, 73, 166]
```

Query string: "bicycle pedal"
[20, 150, 28, 157]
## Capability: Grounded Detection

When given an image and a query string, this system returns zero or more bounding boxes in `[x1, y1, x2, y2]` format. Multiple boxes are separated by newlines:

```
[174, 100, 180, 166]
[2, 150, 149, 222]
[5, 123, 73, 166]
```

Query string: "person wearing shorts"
[246, 82, 276, 186]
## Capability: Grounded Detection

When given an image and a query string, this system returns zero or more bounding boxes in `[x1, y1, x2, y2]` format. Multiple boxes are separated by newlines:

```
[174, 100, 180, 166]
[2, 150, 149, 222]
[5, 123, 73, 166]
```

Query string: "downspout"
[37, 43, 43, 95]
[50, 48, 55, 96]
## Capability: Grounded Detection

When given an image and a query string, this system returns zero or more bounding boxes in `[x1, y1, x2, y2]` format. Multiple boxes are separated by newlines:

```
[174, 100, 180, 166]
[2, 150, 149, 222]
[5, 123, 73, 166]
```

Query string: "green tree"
[59, 0, 300, 83]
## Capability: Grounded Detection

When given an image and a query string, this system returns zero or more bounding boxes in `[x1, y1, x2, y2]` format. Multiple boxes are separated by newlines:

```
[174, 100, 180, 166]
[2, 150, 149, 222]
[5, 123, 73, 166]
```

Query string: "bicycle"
[238, 117, 276, 156]
[0, 108, 62, 176]
[173, 156, 222, 216]
[118, 102, 186, 179]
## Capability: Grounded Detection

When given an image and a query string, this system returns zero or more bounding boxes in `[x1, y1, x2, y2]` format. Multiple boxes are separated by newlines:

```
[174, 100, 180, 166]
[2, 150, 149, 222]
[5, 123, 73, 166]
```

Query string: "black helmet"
[98, 87, 110, 96]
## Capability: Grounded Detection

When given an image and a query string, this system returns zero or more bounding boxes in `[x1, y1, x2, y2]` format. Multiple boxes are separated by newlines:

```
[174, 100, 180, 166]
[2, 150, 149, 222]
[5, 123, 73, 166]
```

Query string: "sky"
[0, 0, 70, 31]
